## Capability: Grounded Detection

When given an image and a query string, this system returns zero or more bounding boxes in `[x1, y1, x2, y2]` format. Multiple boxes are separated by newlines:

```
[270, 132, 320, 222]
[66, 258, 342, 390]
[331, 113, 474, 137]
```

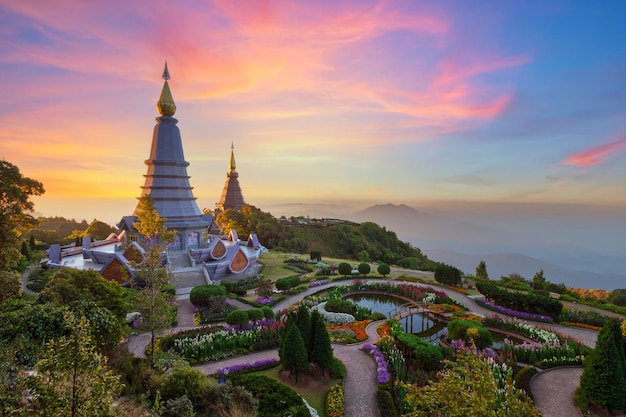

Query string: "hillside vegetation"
[216, 205, 439, 271]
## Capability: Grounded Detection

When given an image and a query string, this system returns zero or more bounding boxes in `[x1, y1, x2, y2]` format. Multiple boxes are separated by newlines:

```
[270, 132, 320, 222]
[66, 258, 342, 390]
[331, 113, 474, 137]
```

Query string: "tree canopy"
[0, 160, 44, 271]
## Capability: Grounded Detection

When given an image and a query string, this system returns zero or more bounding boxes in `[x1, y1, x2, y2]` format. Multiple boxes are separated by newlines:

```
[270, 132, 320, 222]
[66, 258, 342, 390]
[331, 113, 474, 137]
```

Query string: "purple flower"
[217, 358, 278, 375]
[255, 297, 274, 305]
[362, 344, 390, 384]
[476, 299, 554, 323]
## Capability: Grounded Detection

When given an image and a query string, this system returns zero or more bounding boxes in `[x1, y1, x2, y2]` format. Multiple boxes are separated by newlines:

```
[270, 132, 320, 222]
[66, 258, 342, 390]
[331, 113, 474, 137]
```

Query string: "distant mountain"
[346, 203, 511, 249]
[424, 248, 625, 291]
[343, 203, 626, 290]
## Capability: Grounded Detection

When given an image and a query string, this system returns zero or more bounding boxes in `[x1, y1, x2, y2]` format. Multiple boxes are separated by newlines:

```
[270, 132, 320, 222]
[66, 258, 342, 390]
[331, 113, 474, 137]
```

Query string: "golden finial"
[157, 61, 176, 116]
[228, 142, 237, 173]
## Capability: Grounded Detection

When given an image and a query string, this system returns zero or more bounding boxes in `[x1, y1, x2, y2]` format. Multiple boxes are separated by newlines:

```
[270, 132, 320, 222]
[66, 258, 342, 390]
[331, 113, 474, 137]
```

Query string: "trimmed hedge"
[395, 332, 443, 370]
[476, 281, 562, 319]
[275, 276, 301, 291]
[325, 299, 354, 315]
[189, 285, 226, 307]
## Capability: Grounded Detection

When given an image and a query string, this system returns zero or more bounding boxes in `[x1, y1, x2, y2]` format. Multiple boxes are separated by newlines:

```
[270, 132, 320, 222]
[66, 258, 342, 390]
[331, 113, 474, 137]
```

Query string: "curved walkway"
[531, 367, 584, 417]
[125, 278, 600, 417]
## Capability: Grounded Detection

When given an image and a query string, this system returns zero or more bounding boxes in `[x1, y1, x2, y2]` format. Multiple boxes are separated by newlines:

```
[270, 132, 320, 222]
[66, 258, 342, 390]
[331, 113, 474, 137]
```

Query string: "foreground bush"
[229, 373, 309, 417]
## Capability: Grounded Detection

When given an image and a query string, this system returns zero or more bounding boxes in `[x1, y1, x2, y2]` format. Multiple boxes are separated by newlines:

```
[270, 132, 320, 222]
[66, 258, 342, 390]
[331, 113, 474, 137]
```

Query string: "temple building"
[118, 62, 212, 250]
[215, 143, 247, 214]
[46, 63, 265, 285]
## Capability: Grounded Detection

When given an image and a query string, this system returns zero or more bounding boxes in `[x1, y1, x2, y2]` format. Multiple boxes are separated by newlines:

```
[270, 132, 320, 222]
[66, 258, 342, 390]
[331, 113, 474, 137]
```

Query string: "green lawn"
[257, 252, 299, 282]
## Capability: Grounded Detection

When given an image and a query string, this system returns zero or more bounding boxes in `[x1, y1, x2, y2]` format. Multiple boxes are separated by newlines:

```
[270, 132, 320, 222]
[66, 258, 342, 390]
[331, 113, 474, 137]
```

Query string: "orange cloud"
[563, 138, 625, 167]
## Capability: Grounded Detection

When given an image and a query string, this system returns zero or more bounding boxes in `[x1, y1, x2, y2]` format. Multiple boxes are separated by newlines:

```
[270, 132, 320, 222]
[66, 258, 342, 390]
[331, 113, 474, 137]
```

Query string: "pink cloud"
[562, 138, 626, 167]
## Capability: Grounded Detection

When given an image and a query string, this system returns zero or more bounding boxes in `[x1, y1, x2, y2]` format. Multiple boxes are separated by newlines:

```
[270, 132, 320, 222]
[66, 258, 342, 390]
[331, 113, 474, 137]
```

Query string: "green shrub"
[189, 285, 226, 307]
[225, 310, 249, 326]
[247, 308, 264, 322]
[329, 357, 347, 378]
[377, 389, 398, 417]
[26, 280, 45, 292]
[160, 365, 212, 404]
[161, 283, 176, 295]
[377, 263, 391, 277]
[358, 262, 371, 276]
[275, 276, 301, 291]
[499, 280, 532, 292]
[476, 281, 563, 319]
[229, 374, 308, 417]
[434, 264, 462, 286]
[262, 306, 275, 319]
[395, 332, 443, 370]
[338, 262, 353, 277]
[514, 366, 538, 397]
[325, 299, 354, 314]
[220, 280, 233, 293]
[370, 312, 388, 321]
[447, 319, 493, 350]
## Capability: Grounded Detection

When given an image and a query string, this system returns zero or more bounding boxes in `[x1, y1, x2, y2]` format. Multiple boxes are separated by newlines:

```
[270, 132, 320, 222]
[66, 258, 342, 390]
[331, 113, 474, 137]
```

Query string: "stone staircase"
[167, 250, 192, 269]
[167, 250, 207, 293]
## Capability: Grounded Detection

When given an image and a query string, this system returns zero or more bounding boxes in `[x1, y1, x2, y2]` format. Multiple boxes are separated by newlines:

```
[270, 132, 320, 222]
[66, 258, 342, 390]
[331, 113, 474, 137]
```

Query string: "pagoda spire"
[228, 142, 237, 174]
[157, 61, 176, 116]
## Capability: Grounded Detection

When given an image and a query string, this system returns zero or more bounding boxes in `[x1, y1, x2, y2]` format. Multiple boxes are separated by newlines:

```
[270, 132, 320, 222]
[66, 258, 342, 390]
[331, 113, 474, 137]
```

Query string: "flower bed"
[310, 279, 328, 287]
[427, 303, 464, 314]
[482, 315, 590, 365]
[326, 384, 345, 417]
[536, 355, 585, 369]
[362, 343, 390, 384]
[254, 296, 273, 305]
[327, 320, 370, 343]
[214, 358, 279, 377]
[168, 320, 283, 363]
[560, 322, 602, 331]
[476, 298, 554, 322]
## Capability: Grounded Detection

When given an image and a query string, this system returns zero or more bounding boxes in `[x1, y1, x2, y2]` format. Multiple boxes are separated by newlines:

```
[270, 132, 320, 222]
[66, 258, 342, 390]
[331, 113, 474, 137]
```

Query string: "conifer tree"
[295, 306, 313, 359]
[310, 309, 333, 377]
[280, 322, 309, 382]
[29, 234, 36, 251]
[579, 318, 626, 412]
[475, 260, 488, 279]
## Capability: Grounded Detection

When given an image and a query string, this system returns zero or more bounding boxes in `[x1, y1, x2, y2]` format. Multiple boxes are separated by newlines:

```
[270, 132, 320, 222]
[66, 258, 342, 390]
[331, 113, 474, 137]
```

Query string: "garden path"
[531, 367, 584, 417]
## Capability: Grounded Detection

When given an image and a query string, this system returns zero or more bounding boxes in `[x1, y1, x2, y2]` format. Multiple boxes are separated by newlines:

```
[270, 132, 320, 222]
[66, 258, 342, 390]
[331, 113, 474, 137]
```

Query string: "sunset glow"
[1, 0, 624, 224]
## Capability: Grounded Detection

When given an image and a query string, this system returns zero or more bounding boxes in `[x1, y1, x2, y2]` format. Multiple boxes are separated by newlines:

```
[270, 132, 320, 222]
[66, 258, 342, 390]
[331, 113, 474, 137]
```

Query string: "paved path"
[531, 367, 584, 417]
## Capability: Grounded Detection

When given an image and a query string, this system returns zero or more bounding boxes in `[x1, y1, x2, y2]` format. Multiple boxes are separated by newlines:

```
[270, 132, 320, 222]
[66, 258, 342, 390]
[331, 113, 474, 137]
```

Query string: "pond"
[345, 295, 522, 347]
[345, 295, 442, 337]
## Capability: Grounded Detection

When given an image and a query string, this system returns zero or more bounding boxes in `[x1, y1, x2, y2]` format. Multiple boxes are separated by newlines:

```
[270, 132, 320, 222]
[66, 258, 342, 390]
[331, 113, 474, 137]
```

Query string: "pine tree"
[280, 322, 309, 382]
[29, 234, 37, 251]
[476, 260, 488, 279]
[295, 306, 313, 360]
[20, 241, 30, 260]
[580, 319, 626, 412]
[310, 309, 333, 377]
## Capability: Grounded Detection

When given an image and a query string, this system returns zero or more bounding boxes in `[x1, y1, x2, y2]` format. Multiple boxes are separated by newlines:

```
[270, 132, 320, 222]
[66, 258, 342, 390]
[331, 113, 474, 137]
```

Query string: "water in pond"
[345, 295, 441, 337]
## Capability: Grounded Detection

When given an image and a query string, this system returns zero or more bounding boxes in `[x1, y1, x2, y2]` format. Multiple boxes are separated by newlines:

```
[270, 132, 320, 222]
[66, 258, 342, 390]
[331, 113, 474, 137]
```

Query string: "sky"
[1, 0, 625, 228]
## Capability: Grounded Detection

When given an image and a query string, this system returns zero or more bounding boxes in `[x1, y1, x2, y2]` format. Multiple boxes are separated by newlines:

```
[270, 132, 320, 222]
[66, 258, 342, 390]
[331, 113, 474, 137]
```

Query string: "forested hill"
[215, 206, 439, 271]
